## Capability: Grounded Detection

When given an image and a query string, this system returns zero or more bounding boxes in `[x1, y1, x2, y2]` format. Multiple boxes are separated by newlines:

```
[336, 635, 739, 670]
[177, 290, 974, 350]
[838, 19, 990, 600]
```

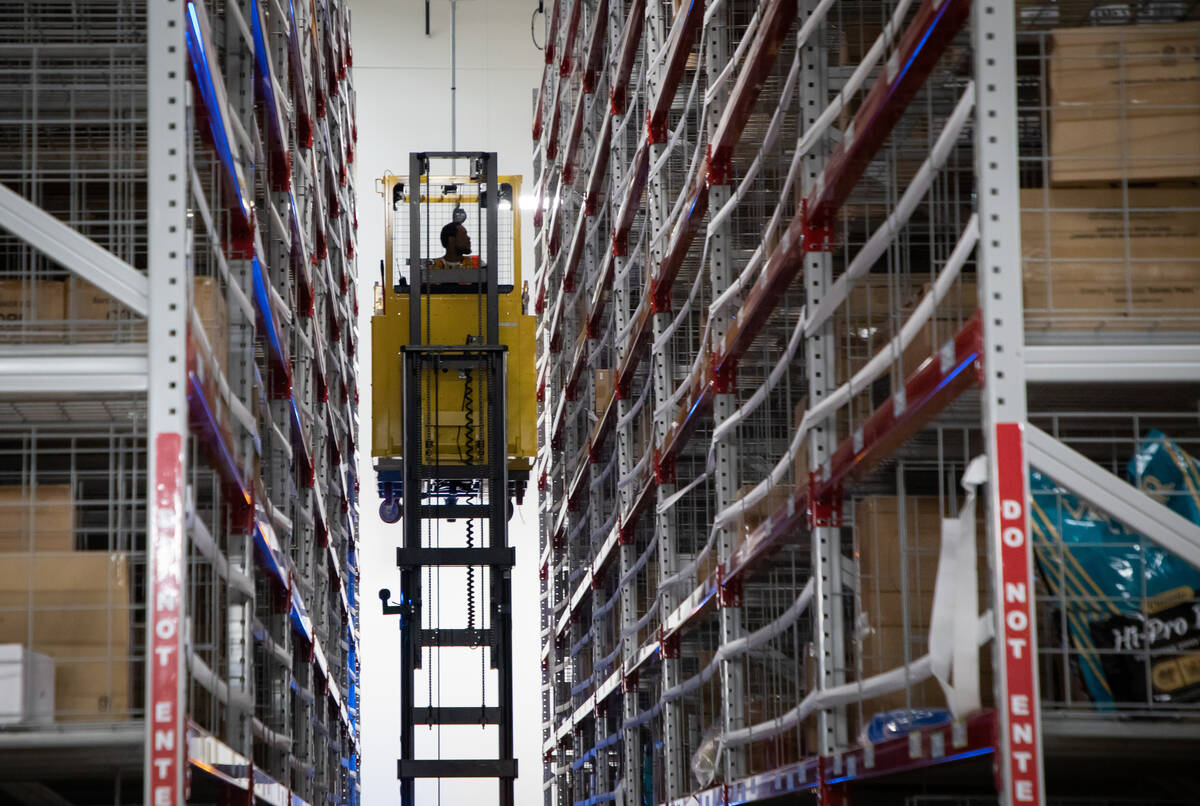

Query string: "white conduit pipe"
[589, 445, 619, 491]
[664, 579, 814, 703]
[620, 597, 660, 640]
[703, 5, 763, 107]
[652, 238, 713, 421]
[652, 136, 706, 249]
[590, 508, 619, 548]
[705, 48, 801, 236]
[190, 307, 257, 438]
[618, 448, 651, 490]
[706, 0, 916, 306]
[650, 33, 709, 243]
[613, 579, 815, 737]
[656, 468, 708, 515]
[651, 242, 708, 355]
[613, 219, 649, 288]
[595, 538, 658, 621]
[649, 36, 707, 185]
[617, 365, 654, 431]
[711, 215, 979, 533]
[589, 316, 614, 368]
[719, 612, 995, 750]
[805, 82, 977, 337]
[569, 0, 937, 725]
[658, 518, 719, 591]
[710, 307, 806, 446]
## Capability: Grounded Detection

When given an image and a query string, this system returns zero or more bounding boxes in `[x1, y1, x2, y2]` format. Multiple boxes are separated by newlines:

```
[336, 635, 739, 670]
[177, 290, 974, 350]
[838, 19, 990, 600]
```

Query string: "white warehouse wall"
[351, 0, 544, 802]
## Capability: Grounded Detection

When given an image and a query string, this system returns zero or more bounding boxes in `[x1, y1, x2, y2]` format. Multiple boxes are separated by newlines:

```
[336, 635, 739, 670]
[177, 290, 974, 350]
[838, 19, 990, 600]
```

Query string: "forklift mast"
[374, 152, 530, 806]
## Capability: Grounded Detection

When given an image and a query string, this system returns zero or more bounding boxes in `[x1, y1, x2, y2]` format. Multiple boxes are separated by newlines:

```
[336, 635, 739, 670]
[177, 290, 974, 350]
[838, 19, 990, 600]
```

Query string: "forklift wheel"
[379, 497, 402, 524]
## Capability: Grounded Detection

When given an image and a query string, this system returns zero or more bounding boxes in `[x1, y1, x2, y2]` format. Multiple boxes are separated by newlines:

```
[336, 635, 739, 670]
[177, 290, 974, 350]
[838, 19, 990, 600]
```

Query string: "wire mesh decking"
[533, 2, 1200, 805]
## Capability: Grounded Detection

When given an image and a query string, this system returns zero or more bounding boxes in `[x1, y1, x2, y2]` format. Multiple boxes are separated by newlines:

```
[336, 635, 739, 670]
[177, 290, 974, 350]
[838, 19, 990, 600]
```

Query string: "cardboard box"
[37, 642, 130, 722]
[1049, 23, 1200, 183]
[0, 280, 66, 341]
[1020, 187, 1200, 328]
[854, 496, 992, 719]
[892, 186, 1200, 345]
[0, 485, 75, 553]
[0, 553, 131, 721]
[792, 398, 810, 485]
[67, 277, 125, 321]
[193, 276, 229, 375]
[0, 645, 54, 725]
[70, 276, 230, 373]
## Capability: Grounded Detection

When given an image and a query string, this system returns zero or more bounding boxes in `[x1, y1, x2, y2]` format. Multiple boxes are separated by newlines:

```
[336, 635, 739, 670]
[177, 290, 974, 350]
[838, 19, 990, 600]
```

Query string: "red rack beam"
[614, 304, 653, 401]
[649, 177, 708, 311]
[804, 0, 971, 229]
[583, 111, 613, 214]
[723, 315, 983, 591]
[561, 88, 588, 185]
[544, 0, 561, 66]
[581, 0, 608, 94]
[559, 0, 584, 76]
[646, 0, 705, 143]
[714, 215, 804, 378]
[609, 0, 645, 115]
[561, 205, 589, 292]
[585, 250, 613, 337]
[546, 78, 565, 160]
[563, 327, 589, 401]
[612, 137, 649, 255]
[707, 0, 797, 183]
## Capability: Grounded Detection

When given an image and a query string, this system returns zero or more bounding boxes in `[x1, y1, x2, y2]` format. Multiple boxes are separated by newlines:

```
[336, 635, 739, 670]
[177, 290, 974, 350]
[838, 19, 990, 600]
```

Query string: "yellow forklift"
[371, 160, 537, 521]
[372, 152, 534, 806]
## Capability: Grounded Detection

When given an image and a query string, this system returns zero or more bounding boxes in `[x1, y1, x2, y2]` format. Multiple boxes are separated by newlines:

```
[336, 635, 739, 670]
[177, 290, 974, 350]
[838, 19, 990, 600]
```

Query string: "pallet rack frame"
[0, 0, 361, 803]
[533, 2, 1200, 806]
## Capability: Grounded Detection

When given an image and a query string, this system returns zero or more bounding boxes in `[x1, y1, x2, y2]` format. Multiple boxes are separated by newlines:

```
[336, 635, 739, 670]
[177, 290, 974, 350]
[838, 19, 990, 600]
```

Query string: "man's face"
[455, 225, 471, 254]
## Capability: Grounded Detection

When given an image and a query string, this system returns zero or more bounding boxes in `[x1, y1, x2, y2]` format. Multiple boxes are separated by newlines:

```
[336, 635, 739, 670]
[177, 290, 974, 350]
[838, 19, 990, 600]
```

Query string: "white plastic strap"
[930, 455, 987, 718]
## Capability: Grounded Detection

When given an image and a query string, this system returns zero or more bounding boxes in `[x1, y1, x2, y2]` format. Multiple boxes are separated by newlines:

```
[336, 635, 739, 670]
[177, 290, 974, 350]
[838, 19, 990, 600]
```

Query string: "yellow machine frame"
[371, 173, 537, 469]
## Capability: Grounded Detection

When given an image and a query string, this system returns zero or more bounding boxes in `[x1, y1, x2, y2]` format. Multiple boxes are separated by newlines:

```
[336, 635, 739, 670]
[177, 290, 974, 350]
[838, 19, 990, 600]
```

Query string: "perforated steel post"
[644, 0, 686, 792]
[702, 2, 748, 783]
[800, 0, 846, 756]
[973, 4, 1045, 805]
[144, 0, 190, 802]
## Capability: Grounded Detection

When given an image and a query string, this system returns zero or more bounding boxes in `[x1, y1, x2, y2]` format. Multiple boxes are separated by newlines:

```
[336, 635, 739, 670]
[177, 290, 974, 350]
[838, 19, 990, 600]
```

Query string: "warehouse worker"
[431, 220, 479, 270]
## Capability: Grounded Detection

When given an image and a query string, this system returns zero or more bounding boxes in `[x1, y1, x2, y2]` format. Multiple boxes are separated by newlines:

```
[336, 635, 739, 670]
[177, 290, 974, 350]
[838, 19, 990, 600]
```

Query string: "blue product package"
[1028, 430, 1200, 706]
[863, 708, 951, 744]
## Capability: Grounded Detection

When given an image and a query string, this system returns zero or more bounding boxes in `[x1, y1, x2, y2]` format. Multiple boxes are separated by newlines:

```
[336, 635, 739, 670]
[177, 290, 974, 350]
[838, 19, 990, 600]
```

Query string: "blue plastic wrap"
[1029, 430, 1200, 705]
[864, 708, 951, 744]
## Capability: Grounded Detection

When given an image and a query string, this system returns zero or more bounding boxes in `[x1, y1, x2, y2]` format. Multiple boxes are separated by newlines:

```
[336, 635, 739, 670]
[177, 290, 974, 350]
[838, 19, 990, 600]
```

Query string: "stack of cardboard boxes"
[1029, 21, 1200, 330]
[0, 275, 229, 361]
[0, 486, 131, 722]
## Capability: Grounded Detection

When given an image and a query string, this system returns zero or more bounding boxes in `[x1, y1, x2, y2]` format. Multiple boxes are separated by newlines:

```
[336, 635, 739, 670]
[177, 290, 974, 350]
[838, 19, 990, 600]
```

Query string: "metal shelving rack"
[532, 2, 1200, 806]
[0, 0, 360, 803]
